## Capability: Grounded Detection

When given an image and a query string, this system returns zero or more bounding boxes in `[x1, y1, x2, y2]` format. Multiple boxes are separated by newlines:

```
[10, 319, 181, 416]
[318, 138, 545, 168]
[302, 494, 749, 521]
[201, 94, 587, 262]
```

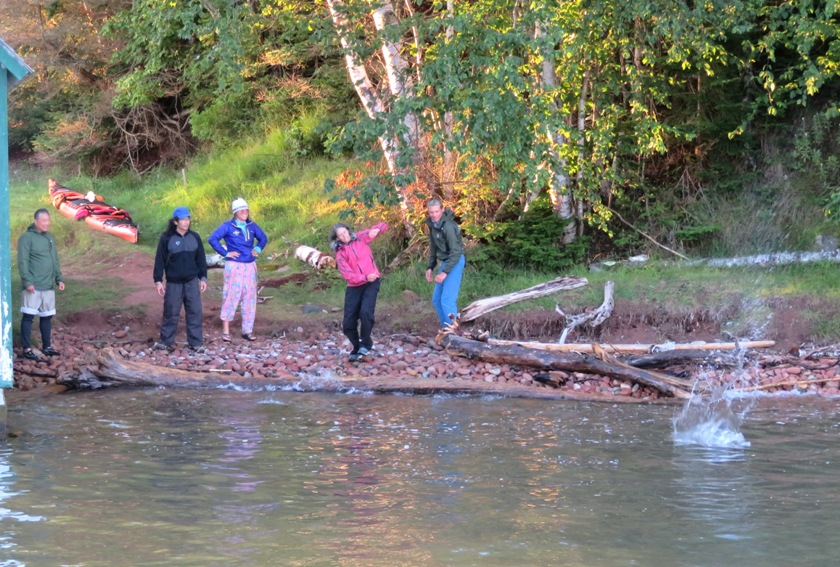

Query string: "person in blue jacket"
[208, 198, 268, 342]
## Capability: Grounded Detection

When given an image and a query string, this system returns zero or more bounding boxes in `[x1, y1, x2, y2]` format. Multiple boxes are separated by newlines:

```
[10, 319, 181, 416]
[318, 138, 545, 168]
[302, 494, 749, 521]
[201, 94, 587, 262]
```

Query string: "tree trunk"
[371, 0, 434, 198]
[325, 0, 413, 230]
[442, 335, 692, 398]
[483, 339, 776, 354]
[57, 348, 653, 403]
[535, 21, 577, 243]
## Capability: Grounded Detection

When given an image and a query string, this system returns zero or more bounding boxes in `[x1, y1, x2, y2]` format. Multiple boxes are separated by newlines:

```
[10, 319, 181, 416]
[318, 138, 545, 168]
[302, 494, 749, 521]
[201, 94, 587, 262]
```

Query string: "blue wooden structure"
[1, 38, 34, 392]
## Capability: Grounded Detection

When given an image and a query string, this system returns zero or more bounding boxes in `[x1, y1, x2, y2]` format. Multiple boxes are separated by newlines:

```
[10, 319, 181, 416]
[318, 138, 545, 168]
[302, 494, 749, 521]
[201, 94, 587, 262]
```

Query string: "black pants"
[160, 278, 203, 348]
[20, 314, 52, 350]
[342, 279, 380, 352]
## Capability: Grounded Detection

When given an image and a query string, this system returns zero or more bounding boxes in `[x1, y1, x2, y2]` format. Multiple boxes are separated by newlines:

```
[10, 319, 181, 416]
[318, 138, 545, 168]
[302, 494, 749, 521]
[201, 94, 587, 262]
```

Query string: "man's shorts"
[20, 289, 56, 317]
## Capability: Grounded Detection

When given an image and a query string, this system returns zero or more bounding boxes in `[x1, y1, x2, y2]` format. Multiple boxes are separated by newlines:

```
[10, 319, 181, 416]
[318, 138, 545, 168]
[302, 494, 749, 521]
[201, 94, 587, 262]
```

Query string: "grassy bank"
[8, 131, 840, 346]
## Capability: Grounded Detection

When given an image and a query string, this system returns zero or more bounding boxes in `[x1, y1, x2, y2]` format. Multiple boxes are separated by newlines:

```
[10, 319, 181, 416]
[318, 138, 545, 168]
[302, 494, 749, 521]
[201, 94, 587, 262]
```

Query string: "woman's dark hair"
[162, 217, 180, 236]
[329, 223, 356, 251]
[329, 223, 353, 242]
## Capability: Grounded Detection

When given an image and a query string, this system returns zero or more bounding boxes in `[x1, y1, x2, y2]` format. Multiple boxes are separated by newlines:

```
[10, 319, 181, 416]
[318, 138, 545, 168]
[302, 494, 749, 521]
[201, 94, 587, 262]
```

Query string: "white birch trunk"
[325, 0, 412, 228]
[535, 21, 576, 243]
[441, 0, 456, 199]
[371, 0, 433, 200]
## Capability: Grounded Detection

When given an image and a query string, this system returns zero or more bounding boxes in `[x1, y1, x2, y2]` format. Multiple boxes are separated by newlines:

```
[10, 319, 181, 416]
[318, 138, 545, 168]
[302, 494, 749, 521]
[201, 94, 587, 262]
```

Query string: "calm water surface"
[1, 389, 839, 566]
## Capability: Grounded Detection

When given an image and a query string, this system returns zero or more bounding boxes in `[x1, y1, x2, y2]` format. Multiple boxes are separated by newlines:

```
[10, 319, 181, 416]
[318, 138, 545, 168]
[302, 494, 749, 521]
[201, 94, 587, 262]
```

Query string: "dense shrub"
[483, 195, 588, 271]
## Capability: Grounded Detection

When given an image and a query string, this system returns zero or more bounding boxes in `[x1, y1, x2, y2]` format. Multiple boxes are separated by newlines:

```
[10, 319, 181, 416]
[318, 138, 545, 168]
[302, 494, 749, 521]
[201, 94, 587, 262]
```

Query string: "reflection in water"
[1, 391, 840, 566]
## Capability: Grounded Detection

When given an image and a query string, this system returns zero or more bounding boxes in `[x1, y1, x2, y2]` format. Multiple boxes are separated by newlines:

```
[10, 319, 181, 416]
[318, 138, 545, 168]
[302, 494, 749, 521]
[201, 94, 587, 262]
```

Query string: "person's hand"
[228, 250, 240, 259]
[156, 282, 165, 297]
[434, 272, 447, 284]
[425, 269, 433, 283]
[366, 273, 378, 282]
[200, 280, 207, 293]
[252, 249, 260, 257]
[25, 285, 35, 294]
[369, 228, 380, 238]
[57, 281, 65, 291]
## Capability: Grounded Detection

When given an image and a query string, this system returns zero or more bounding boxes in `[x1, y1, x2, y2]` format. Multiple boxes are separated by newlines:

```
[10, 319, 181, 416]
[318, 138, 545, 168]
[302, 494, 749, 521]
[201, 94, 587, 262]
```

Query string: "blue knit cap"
[173, 206, 191, 219]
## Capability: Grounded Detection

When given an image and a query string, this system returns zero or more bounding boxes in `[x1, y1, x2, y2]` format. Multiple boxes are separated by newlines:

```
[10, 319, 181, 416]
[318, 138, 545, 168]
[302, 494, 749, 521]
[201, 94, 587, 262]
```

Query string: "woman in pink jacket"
[330, 221, 388, 361]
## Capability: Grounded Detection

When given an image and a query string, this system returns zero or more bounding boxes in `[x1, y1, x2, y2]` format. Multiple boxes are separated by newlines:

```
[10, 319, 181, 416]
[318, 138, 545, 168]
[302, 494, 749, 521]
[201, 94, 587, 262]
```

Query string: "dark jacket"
[153, 229, 208, 284]
[426, 208, 464, 273]
[208, 218, 268, 263]
[17, 224, 63, 291]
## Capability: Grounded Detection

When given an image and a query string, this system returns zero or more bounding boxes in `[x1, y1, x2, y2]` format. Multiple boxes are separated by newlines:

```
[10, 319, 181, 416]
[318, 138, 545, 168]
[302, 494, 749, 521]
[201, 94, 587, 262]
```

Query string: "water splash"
[673, 362, 759, 449]
[672, 397, 751, 449]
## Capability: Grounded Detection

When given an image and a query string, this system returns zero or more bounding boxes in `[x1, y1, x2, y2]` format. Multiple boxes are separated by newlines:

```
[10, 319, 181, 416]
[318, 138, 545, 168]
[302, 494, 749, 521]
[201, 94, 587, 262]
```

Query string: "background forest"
[4, 0, 840, 268]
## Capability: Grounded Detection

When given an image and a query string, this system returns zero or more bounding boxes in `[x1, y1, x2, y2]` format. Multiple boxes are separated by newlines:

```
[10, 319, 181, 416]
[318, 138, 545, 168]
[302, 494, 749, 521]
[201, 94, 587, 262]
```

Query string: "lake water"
[1, 389, 839, 566]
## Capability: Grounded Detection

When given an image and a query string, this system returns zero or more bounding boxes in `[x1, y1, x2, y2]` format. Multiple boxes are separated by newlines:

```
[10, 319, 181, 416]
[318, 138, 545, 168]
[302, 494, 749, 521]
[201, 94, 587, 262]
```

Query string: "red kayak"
[48, 178, 104, 220]
[83, 204, 139, 244]
[48, 179, 139, 243]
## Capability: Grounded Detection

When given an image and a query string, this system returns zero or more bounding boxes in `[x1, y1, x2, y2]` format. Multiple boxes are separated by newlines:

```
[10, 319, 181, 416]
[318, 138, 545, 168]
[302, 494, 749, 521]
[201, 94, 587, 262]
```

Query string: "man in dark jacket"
[425, 198, 466, 328]
[17, 209, 65, 360]
[153, 206, 208, 353]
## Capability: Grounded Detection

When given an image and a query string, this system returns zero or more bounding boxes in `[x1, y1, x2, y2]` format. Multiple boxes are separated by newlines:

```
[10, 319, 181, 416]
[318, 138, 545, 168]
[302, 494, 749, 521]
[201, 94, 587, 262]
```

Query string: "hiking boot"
[348, 352, 360, 362]
[153, 342, 173, 352]
[357, 347, 371, 357]
[42, 346, 61, 356]
[22, 348, 38, 361]
[189, 345, 207, 355]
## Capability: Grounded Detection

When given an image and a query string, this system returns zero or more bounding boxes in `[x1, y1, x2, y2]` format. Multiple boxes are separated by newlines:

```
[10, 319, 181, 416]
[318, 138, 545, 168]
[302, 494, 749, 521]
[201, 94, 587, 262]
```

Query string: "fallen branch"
[606, 206, 689, 260]
[483, 339, 776, 354]
[442, 335, 692, 398]
[294, 245, 336, 270]
[55, 348, 653, 402]
[731, 375, 840, 393]
[557, 281, 614, 343]
[459, 276, 588, 322]
[621, 350, 737, 369]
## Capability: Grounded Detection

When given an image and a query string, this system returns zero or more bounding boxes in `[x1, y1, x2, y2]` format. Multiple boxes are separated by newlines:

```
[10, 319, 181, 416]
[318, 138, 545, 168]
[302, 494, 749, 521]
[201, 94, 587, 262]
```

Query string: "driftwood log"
[483, 338, 776, 354]
[557, 280, 615, 343]
[294, 245, 336, 270]
[442, 335, 694, 398]
[55, 348, 653, 403]
[459, 276, 588, 322]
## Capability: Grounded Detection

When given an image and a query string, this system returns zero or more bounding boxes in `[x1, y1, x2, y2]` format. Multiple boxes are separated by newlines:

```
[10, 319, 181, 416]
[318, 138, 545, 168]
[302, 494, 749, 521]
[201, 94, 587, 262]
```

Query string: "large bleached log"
[459, 276, 588, 322]
[56, 348, 652, 403]
[442, 335, 692, 398]
[688, 249, 840, 268]
[483, 339, 776, 354]
[295, 245, 336, 269]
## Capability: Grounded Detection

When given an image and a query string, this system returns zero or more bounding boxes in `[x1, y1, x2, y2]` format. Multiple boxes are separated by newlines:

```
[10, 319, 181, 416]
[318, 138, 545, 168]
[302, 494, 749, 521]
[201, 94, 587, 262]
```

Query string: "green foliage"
[483, 195, 587, 271]
[675, 225, 722, 245]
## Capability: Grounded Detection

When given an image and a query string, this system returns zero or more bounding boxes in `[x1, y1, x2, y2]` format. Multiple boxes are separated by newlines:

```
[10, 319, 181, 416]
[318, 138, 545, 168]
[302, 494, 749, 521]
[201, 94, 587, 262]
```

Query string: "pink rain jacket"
[335, 222, 388, 287]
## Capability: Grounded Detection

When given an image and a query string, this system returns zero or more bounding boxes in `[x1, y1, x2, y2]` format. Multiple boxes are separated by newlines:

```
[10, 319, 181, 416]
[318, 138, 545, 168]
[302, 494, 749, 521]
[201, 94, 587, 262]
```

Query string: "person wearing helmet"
[209, 198, 268, 342]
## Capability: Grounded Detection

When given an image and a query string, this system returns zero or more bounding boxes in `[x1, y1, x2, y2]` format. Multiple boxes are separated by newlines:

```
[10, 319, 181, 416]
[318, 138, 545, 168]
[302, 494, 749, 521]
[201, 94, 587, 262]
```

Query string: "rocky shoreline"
[11, 328, 840, 401]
